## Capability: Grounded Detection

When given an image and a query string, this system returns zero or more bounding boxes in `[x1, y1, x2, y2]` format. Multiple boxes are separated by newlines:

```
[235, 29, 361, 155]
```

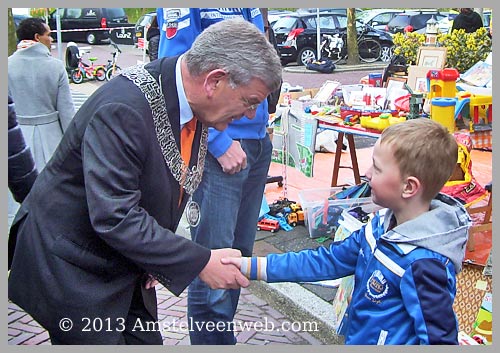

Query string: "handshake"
[199, 248, 247, 290]
[143, 248, 248, 290]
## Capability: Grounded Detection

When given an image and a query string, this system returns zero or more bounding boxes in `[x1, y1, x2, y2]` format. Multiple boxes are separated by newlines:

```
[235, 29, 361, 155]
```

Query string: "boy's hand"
[220, 256, 242, 268]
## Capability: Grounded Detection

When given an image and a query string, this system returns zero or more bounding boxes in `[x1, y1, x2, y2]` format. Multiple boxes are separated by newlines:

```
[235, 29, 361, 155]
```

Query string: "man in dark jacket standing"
[451, 8, 484, 33]
[8, 19, 282, 345]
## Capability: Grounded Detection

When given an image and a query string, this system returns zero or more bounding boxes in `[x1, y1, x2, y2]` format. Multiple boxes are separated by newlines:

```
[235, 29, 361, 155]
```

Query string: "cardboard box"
[278, 88, 319, 106]
[298, 187, 373, 238]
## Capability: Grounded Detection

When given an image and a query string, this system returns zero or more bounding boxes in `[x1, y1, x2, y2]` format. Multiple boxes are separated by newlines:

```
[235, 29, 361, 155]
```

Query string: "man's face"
[36, 23, 53, 50]
[365, 139, 405, 210]
[200, 77, 269, 131]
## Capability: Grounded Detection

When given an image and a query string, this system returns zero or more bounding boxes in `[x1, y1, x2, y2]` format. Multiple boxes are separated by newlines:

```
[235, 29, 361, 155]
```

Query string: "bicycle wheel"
[71, 69, 84, 84]
[95, 68, 106, 81]
[105, 65, 122, 81]
[358, 38, 381, 63]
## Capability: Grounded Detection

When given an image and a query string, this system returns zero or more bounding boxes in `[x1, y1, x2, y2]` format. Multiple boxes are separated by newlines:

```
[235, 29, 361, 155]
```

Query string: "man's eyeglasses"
[240, 96, 259, 111]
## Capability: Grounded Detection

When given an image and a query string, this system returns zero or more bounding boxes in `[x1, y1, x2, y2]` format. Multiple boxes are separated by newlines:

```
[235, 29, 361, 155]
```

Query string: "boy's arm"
[401, 258, 459, 344]
[223, 234, 362, 283]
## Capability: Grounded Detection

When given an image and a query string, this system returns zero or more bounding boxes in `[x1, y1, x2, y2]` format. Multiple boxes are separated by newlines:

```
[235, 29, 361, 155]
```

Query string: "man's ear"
[402, 176, 421, 199]
[204, 69, 227, 97]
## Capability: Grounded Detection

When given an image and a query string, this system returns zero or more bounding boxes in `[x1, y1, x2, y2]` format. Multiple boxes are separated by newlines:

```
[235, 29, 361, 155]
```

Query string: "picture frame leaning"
[407, 65, 439, 92]
[416, 46, 447, 69]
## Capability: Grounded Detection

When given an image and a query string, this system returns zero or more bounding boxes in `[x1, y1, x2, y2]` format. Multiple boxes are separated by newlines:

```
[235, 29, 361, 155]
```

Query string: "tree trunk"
[346, 8, 359, 65]
[8, 8, 17, 57]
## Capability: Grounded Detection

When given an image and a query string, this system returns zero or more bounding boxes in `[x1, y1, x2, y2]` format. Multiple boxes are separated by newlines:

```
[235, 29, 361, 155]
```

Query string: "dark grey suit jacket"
[8, 57, 211, 344]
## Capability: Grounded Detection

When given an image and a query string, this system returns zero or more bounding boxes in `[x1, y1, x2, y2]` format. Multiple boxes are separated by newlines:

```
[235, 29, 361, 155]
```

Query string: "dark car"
[133, 11, 157, 47]
[385, 10, 447, 34]
[47, 8, 130, 44]
[273, 12, 394, 66]
[13, 14, 29, 29]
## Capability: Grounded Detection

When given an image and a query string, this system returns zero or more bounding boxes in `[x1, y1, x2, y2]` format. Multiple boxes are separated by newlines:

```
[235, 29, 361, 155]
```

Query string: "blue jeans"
[188, 136, 272, 345]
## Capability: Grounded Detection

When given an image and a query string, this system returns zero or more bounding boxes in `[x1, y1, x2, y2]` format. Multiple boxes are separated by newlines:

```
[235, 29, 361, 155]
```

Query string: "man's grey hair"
[184, 18, 282, 92]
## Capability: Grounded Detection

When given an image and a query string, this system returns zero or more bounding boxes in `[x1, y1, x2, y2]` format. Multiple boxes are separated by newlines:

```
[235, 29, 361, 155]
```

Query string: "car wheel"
[297, 47, 316, 66]
[86, 32, 98, 45]
[380, 44, 394, 62]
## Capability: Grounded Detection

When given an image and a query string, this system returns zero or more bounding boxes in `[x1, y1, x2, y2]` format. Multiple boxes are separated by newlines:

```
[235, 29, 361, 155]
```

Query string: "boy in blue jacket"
[223, 118, 471, 345]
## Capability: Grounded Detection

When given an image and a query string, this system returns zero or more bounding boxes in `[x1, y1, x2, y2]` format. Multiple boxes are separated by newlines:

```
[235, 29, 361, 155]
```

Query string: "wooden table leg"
[330, 132, 362, 187]
[330, 132, 344, 187]
[347, 134, 361, 185]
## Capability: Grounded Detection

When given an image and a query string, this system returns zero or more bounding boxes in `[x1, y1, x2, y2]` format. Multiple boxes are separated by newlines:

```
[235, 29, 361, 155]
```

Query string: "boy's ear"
[402, 176, 421, 199]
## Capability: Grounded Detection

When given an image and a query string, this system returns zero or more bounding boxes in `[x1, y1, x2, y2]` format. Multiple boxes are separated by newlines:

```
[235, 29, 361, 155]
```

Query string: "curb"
[284, 62, 387, 74]
[248, 281, 343, 344]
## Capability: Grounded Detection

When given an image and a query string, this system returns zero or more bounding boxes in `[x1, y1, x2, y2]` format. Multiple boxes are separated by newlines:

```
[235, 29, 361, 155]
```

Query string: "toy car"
[257, 218, 280, 233]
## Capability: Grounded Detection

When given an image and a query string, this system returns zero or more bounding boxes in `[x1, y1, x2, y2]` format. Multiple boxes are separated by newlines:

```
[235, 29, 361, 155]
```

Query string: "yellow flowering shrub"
[392, 27, 492, 73]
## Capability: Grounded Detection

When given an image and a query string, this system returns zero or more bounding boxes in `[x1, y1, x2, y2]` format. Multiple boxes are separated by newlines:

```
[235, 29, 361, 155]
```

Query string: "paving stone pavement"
[8, 284, 324, 345]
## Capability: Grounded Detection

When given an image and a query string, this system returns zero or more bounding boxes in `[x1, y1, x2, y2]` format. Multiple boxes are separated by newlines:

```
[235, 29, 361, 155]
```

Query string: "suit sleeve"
[400, 258, 458, 344]
[8, 95, 38, 203]
[82, 102, 210, 295]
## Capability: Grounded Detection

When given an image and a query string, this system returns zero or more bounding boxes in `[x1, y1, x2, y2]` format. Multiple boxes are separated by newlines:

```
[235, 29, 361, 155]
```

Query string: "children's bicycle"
[70, 52, 107, 84]
[105, 40, 123, 81]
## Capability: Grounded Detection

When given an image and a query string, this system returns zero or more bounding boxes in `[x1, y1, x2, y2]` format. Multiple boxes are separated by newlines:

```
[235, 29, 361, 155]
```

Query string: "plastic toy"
[360, 113, 406, 131]
[256, 218, 280, 233]
[431, 97, 456, 133]
[427, 68, 460, 100]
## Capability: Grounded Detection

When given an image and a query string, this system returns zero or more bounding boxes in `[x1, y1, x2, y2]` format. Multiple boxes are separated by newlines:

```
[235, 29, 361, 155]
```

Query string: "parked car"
[13, 14, 29, 29]
[296, 8, 363, 16]
[356, 9, 404, 31]
[268, 9, 293, 27]
[273, 12, 394, 66]
[133, 11, 157, 47]
[385, 10, 447, 35]
[47, 8, 130, 44]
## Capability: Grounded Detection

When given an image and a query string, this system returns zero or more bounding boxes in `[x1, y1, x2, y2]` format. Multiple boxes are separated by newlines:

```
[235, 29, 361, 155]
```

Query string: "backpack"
[306, 58, 336, 74]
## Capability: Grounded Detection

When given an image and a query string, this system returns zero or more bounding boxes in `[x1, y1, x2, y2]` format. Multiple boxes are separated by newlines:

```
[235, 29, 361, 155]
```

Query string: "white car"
[356, 9, 404, 31]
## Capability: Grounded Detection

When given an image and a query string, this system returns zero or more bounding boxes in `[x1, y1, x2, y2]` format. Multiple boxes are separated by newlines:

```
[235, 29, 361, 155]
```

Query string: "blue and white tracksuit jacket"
[156, 8, 268, 158]
[242, 194, 471, 344]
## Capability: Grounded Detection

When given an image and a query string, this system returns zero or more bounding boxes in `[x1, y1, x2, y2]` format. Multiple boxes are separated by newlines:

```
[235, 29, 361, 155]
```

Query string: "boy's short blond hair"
[380, 118, 458, 202]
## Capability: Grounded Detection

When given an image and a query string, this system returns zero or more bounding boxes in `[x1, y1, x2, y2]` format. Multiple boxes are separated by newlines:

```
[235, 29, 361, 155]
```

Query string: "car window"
[373, 13, 396, 25]
[273, 17, 298, 31]
[411, 14, 433, 28]
[389, 14, 411, 27]
[337, 15, 348, 28]
[82, 9, 98, 18]
[105, 8, 126, 18]
[319, 15, 336, 29]
[66, 8, 82, 19]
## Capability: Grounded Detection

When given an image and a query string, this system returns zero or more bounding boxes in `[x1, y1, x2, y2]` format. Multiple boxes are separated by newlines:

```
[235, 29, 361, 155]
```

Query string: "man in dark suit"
[8, 19, 282, 345]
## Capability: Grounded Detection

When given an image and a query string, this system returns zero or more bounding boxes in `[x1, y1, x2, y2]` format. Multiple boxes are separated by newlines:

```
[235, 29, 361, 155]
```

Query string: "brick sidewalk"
[8, 284, 323, 345]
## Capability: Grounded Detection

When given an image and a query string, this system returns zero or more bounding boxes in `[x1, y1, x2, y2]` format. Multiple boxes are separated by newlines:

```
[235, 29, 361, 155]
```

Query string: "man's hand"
[199, 249, 250, 289]
[220, 257, 242, 268]
[217, 141, 247, 174]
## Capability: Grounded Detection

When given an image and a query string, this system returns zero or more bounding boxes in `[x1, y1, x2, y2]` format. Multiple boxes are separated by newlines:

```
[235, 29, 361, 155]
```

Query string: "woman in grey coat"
[8, 17, 75, 172]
